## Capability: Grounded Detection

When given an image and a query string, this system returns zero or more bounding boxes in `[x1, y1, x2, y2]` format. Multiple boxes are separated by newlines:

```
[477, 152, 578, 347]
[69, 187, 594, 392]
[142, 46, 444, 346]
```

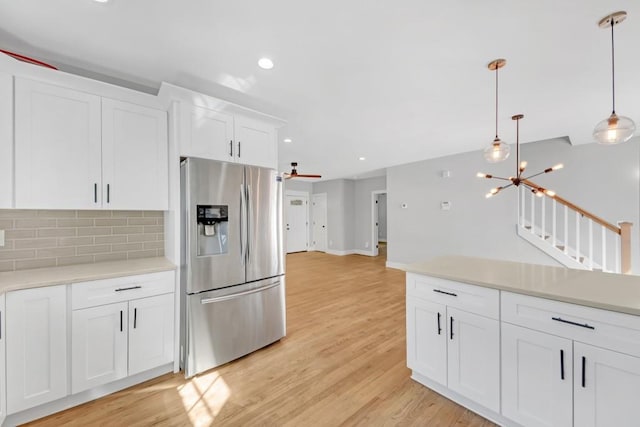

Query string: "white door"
[447, 307, 500, 413]
[102, 98, 168, 210]
[574, 342, 640, 427]
[285, 194, 308, 253]
[0, 71, 12, 208]
[14, 78, 102, 209]
[312, 193, 328, 252]
[71, 302, 128, 393]
[129, 293, 175, 376]
[234, 116, 276, 169]
[182, 104, 234, 161]
[6, 285, 67, 414]
[406, 297, 447, 386]
[502, 323, 573, 427]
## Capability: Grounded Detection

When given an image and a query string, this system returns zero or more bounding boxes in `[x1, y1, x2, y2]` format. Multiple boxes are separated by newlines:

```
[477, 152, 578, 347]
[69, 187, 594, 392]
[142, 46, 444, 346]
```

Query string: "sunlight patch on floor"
[178, 371, 231, 426]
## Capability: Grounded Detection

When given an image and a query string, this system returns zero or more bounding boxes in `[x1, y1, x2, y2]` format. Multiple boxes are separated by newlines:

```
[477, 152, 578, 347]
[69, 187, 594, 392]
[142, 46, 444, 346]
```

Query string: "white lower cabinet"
[574, 342, 640, 427]
[447, 307, 500, 412]
[6, 285, 67, 414]
[406, 298, 447, 385]
[128, 293, 175, 376]
[501, 323, 573, 427]
[0, 294, 6, 422]
[72, 302, 129, 393]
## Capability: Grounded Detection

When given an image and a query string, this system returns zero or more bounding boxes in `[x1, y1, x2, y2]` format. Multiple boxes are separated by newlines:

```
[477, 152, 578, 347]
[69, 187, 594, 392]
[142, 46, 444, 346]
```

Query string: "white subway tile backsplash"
[0, 210, 165, 271]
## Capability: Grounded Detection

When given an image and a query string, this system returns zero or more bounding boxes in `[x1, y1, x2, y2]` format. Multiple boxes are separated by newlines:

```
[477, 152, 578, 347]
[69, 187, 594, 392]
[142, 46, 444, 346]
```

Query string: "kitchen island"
[404, 256, 640, 427]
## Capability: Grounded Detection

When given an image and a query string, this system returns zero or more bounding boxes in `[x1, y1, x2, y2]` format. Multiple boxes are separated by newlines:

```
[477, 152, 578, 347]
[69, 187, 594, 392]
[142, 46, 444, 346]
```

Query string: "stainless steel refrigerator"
[180, 157, 285, 378]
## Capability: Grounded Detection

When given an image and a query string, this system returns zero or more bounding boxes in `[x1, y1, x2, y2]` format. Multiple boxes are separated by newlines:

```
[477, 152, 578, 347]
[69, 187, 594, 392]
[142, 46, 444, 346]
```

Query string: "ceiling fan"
[283, 162, 322, 180]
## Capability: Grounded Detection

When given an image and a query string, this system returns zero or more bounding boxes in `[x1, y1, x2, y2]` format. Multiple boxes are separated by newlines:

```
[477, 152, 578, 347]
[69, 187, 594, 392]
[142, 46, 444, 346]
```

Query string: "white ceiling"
[1, 1, 639, 180]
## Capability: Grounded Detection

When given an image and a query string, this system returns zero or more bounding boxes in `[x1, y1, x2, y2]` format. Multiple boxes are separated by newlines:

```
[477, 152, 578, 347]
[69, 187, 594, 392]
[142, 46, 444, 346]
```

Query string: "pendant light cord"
[516, 118, 520, 179]
[611, 19, 616, 114]
[495, 66, 499, 138]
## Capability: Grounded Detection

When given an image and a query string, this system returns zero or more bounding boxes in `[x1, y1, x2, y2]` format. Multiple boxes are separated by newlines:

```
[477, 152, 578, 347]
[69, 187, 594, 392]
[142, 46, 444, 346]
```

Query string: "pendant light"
[484, 59, 510, 163]
[478, 114, 563, 198]
[593, 11, 636, 144]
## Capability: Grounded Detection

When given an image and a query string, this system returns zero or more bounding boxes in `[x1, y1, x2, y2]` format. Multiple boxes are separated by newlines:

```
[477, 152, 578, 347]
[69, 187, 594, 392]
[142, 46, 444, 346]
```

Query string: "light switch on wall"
[0, 229, 4, 247]
[441, 201, 451, 210]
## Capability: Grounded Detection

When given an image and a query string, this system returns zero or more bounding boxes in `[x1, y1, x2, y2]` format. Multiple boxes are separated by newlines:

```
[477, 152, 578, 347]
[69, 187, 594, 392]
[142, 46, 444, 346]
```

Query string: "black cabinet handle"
[433, 289, 458, 297]
[115, 285, 142, 292]
[133, 308, 137, 329]
[437, 312, 442, 335]
[237, 141, 241, 157]
[94, 183, 98, 203]
[560, 349, 565, 380]
[107, 184, 110, 203]
[120, 310, 123, 332]
[552, 317, 595, 330]
[582, 356, 586, 388]
[450, 316, 454, 340]
[229, 140, 233, 157]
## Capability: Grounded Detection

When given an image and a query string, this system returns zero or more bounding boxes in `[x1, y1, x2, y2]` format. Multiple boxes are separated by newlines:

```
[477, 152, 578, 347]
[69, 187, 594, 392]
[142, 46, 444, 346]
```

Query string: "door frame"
[311, 192, 328, 252]
[371, 190, 387, 257]
[284, 190, 310, 253]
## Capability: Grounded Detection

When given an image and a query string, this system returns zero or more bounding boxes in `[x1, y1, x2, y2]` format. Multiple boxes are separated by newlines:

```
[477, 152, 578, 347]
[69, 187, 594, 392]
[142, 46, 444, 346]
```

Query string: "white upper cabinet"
[0, 72, 13, 208]
[15, 78, 102, 209]
[234, 116, 276, 169]
[178, 102, 278, 169]
[14, 78, 169, 210]
[102, 98, 168, 210]
[182, 104, 234, 161]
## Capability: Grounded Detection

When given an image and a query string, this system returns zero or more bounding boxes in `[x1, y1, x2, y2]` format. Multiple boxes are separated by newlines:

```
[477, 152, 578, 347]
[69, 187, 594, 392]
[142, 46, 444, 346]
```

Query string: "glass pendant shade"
[483, 138, 510, 163]
[593, 112, 636, 144]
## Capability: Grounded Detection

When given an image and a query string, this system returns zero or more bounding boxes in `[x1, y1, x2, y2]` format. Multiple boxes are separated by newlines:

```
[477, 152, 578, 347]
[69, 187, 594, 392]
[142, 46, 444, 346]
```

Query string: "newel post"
[619, 222, 633, 275]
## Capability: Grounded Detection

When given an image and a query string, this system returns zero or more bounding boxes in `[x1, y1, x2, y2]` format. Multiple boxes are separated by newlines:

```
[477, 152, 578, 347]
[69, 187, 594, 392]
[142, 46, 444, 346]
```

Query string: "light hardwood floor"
[26, 252, 495, 426]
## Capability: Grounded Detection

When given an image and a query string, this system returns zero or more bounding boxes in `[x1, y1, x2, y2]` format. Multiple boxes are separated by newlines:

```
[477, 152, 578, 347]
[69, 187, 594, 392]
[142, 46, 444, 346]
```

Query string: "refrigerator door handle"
[246, 184, 252, 263]
[200, 281, 281, 304]
[240, 183, 247, 265]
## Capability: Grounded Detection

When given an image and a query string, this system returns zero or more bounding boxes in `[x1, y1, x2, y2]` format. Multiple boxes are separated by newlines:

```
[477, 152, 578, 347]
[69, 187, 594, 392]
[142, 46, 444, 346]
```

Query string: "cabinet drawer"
[72, 271, 174, 310]
[502, 291, 640, 357]
[406, 273, 499, 320]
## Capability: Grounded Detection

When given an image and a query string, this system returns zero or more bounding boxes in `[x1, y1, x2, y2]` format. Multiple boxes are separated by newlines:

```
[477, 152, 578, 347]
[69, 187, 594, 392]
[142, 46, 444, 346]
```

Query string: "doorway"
[285, 191, 309, 253]
[371, 191, 387, 258]
[311, 193, 328, 252]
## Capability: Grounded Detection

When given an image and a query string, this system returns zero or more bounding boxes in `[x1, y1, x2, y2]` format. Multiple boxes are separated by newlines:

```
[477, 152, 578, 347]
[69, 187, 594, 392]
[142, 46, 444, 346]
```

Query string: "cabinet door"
[182, 104, 234, 161]
[102, 98, 168, 210]
[6, 286, 67, 414]
[502, 323, 573, 427]
[447, 307, 500, 412]
[128, 293, 174, 375]
[15, 78, 102, 209]
[0, 72, 12, 208]
[574, 342, 640, 427]
[406, 297, 447, 385]
[0, 294, 5, 422]
[71, 302, 128, 393]
[234, 116, 276, 169]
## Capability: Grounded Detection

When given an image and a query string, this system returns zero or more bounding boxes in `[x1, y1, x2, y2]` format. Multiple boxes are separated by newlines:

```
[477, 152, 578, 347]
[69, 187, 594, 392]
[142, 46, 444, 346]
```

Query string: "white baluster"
[575, 212, 581, 263]
[530, 192, 535, 234]
[564, 205, 569, 255]
[588, 219, 593, 270]
[602, 226, 607, 273]
[552, 199, 557, 248]
[615, 233, 621, 274]
[541, 196, 546, 241]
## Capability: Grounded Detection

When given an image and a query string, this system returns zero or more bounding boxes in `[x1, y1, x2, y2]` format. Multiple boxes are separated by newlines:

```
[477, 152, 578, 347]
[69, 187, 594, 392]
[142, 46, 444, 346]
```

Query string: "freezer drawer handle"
[552, 317, 595, 330]
[433, 289, 457, 297]
[115, 285, 142, 292]
[200, 281, 281, 304]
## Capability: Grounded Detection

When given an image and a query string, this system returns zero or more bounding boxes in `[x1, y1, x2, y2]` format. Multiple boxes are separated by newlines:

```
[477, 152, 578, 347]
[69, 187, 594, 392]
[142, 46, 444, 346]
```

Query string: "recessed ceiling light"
[258, 58, 274, 70]
[359, 157, 366, 161]
[283, 138, 292, 143]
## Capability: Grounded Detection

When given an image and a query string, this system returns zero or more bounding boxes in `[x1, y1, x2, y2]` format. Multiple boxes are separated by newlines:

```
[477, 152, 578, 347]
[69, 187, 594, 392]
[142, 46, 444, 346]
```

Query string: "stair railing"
[519, 179, 632, 274]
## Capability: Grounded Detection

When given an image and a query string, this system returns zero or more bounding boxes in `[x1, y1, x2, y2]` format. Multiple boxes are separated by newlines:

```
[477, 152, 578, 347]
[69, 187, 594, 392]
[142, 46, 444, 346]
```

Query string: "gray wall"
[353, 176, 386, 252]
[387, 138, 640, 273]
[284, 179, 313, 193]
[313, 179, 355, 252]
[378, 193, 387, 241]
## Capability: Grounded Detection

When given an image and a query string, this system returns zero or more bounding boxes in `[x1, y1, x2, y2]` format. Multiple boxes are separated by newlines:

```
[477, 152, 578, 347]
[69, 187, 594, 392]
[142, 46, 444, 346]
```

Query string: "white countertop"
[403, 256, 640, 316]
[0, 257, 176, 294]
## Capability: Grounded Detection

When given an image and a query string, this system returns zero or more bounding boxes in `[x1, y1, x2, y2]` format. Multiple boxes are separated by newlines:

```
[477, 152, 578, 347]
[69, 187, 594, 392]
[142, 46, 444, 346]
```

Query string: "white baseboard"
[378, 239, 387, 243]
[354, 249, 375, 256]
[325, 249, 356, 256]
[385, 261, 408, 270]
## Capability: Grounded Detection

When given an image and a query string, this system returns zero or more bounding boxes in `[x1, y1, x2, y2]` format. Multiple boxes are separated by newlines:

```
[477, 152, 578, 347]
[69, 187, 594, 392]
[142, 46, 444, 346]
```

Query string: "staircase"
[517, 183, 632, 274]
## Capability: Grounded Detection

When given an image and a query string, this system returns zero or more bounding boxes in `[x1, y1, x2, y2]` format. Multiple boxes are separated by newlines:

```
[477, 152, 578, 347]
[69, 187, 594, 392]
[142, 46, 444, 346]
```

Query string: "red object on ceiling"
[0, 49, 58, 70]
